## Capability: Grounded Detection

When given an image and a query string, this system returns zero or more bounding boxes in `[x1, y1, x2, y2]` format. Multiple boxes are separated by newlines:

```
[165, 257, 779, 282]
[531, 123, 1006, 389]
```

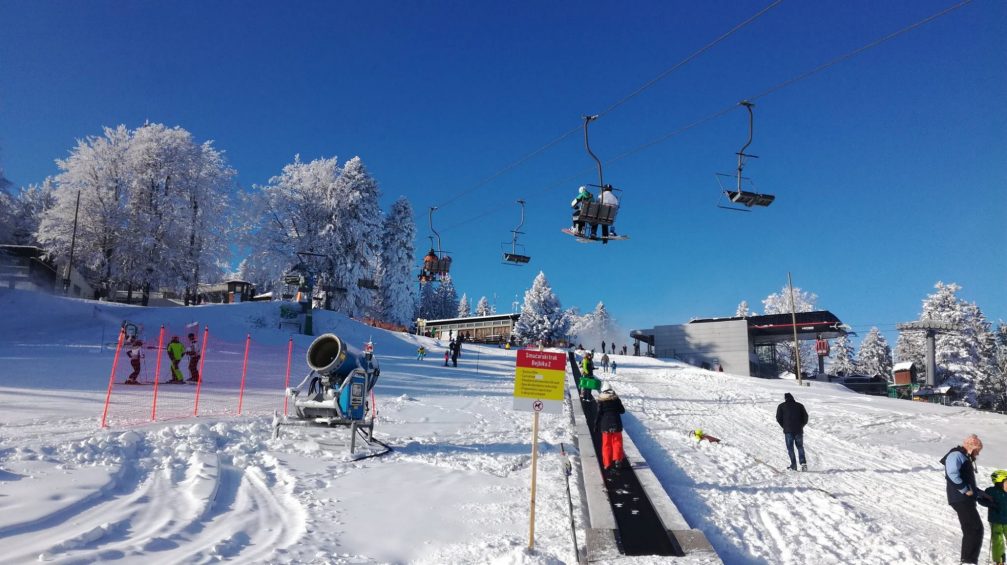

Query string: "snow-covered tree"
[827, 334, 857, 376]
[324, 157, 382, 317]
[4, 178, 56, 245]
[475, 296, 494, 317]
[374, 197, 416, 326]
[917, 282, 992, 406]
[857, 327, 893, 379]
[513, 272, 570, 345]
[457, 293, 471, 318]
[762, 285, 819, 376]
[416, 281, 438, 320]
[735, 300, 752, 317]
[434, 275, 459, 319]
[894, 330, 926, 378]
[992, 323, 1007, 411]
[568, 302, 617, 351]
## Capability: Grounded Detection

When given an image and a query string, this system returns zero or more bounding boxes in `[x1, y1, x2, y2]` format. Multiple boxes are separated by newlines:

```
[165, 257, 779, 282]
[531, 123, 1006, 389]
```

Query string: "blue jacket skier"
[941, 435, 991, 564]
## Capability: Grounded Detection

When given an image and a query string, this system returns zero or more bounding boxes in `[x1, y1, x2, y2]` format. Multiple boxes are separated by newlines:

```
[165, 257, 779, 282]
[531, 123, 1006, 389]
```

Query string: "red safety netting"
[101, 324, 305, 428]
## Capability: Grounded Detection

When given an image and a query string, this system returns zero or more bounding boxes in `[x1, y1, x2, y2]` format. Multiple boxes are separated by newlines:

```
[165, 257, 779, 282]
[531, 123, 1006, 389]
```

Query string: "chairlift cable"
[432, 0, 784, 210]
[437, 0, 973, 233]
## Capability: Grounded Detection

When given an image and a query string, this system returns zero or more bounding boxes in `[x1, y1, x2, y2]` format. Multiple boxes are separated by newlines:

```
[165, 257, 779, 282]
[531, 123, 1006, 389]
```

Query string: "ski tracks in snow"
[3, 420, 306, 564]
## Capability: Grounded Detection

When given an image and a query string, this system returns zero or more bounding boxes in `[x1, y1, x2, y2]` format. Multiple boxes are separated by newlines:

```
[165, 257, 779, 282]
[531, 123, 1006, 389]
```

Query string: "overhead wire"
[431, 0, 785, 210]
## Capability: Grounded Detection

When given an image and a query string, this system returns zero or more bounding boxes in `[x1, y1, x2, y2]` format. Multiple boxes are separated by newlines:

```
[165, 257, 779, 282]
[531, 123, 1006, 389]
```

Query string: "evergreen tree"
[417, 280, 438, 320]
[434, 275, 459, 319]
[735, 300, 752, 317]
[374, 197, 416, 326]
[918, 282, 990, 406]
[827, 334, 857, 376]
[5, 178, 56, 245]
[856, 327, 893, 380]
[992, 323, 1007, 411]
[324, 157, 382, 317]
[894, 330, 926, 379]
[457, 293, 471, 318]
[762, 285, 818, 376]
[475, 296, 494, 317]
[569, 302, 616, 351]
[513, 272, 570, 345]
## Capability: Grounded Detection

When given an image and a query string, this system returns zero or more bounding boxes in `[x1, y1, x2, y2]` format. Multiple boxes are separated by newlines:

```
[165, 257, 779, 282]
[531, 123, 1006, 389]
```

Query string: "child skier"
[986, 469, 1007, 565]
[417, 346, 427, 360]
[125, 338, 143, 384]
[594, 382, 626, 476]
[611, 360, 617, 374]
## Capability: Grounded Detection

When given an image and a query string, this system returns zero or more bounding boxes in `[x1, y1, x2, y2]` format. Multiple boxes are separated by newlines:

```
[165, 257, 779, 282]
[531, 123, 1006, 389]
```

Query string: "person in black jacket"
[941, 434, 992, 564]
[594, 382, 626, 476]
[775, 393, 809, 471]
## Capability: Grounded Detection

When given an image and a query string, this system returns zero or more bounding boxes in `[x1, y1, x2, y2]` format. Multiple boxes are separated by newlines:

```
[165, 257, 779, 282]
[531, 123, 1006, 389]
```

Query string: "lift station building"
[630, 310, 849, 378]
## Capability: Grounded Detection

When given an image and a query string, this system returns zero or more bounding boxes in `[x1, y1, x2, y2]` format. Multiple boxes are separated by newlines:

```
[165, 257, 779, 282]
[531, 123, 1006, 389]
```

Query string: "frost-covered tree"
[0, 189, 14, 243]
[324, 157, 382, 316]
[4, 178, 56, 245]
[735, 300, 752, 317]
[513, 271, 570, 345]
[917, 282, 993, 406]
[457, 293, 471, 318]
[416, 281, 438, 320]
[856, 327, 893, 379]
[894, 330, 926, 378]
[434, 275, 459, 319]
[569, 302, 616, 351]
[374, 197, 416, 326]
[475, 296, 494, 317]
[762, 285, 819, 376]
[827, 334, 857, 376]
[992, 323, 1007, 411]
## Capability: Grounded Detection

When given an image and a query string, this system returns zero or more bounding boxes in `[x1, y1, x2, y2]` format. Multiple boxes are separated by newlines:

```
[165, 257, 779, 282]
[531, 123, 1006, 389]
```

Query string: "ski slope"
[0, 288, 1003, 564]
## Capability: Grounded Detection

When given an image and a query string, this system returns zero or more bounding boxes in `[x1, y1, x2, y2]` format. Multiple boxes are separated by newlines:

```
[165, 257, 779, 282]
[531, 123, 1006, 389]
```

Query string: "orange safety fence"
[101, 325, 307, 428]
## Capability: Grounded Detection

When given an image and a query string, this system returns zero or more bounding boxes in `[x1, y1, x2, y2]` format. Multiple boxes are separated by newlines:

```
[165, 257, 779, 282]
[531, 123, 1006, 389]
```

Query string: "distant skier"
[985, 469, 1007, 565]
[186, 333, 201, 383]
[775, 393, 808, 471]
[941, 434, 991, 564]
[594, 382, 626, 476]
[692, 429, 721, 443]
[444, 348, 450, 367]
[579, 354, 598, 401]
[610, 360, 617, 375]
[125, 338, 143, 384]
[166, 336, 186, 383]
[417, 346, 427, 361]
[601, 353, 610, 374]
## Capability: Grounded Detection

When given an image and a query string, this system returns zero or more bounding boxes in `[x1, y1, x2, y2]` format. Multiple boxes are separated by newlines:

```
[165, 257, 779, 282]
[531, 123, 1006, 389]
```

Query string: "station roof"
[690, 310, 848, 344]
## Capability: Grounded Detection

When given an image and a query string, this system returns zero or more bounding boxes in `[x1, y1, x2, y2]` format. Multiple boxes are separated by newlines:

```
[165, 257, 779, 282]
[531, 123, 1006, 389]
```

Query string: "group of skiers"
[123, 332, 200, 385]
[416, 339, 463, 367]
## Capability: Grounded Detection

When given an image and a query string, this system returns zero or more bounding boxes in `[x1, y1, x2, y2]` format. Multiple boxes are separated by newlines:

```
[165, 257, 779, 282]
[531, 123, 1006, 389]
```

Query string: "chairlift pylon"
[717, 101, 775, 211]
[562, 115, 628, 243]
[418, 207, 452, 283]
[502, 199, 531, 265]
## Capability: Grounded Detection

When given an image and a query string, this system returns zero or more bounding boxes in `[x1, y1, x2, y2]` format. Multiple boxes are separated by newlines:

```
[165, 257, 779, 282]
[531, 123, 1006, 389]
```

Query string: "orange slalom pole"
[282, 337, 293, 416]
[237, 333, 251, 415]
[193, 326, 209, 416]
[151, 326, 165, 421]
[99, 328, 127, 428]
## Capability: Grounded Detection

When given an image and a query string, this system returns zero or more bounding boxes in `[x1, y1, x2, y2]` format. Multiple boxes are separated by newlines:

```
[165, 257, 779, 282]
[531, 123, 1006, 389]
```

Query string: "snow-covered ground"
[1, 288, 1003, 564]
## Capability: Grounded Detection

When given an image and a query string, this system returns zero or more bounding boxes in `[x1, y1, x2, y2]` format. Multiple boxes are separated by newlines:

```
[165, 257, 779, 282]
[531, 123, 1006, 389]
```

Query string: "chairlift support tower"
[896, 320, 957, 386]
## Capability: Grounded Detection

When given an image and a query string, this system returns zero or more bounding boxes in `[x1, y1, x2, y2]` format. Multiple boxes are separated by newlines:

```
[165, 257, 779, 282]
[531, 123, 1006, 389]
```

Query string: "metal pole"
[528, 410, 540, 549]
[787, 273, 802, 385]
[925, 329, 937, 387]
[63, 189, 81, 294]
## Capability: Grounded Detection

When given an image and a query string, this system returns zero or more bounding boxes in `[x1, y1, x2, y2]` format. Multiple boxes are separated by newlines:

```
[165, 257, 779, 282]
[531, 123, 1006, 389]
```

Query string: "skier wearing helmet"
[166, 336, 186, 383]
[185, 333, 201, 383]
[985, 469, 1007, 565]
[593, 381, 625, 476]
[570, 185, 593, 236]
[124, 338, 143, 384]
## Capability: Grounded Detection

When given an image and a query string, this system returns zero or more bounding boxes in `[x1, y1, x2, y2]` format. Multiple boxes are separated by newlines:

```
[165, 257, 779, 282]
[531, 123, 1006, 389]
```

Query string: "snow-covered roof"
[893, 361, 915, 371]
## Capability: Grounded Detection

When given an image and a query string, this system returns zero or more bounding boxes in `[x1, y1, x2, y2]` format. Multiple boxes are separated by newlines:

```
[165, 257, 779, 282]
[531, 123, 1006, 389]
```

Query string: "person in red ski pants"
[594, 382, 626, 476]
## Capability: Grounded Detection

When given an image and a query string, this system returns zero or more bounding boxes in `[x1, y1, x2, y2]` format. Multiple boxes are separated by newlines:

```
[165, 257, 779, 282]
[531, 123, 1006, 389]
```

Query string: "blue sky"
[1, 0, 1004, 346]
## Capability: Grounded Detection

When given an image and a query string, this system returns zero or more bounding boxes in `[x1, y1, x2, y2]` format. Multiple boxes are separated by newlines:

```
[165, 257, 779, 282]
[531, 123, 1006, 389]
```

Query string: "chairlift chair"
[418, 208, 453, 282]
[717, 101, 776, 212]
[502, 199, 531, 265]
[563, 115, 628, 242]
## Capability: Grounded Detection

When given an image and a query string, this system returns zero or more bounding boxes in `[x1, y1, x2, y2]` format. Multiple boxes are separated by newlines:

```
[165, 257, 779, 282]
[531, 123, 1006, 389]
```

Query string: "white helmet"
[600, 381, 613, 393]
[578, 186, 587, 193]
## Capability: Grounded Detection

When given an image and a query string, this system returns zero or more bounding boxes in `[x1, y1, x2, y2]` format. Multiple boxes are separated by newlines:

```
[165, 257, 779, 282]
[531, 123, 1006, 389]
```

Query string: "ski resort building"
[416, 313, 521, 343]
[631, 310, 849, 378]
[0, 245, 92, 298]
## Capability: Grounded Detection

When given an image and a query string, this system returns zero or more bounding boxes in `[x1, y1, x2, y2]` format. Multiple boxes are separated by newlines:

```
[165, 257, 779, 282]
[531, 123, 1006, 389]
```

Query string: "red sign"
[816, 339, 830, 357]
[517, 350, 566, 371]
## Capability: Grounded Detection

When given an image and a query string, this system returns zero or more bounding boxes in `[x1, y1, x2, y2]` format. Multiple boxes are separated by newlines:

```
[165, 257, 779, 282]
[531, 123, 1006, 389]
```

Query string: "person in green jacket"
[985, 470, 1007, 565]
[570, 186, 593, 235]
[166, 336, 186, 383]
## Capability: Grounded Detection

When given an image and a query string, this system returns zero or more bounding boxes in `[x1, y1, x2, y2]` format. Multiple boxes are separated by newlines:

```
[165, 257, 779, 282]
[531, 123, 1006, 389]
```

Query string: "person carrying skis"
[775, 393, 809, 471]
[185, 333, 201, 383]
[570, 186, 593, 235]
[125, 338, 143, 384]
[578, 353, 599, 401]
[985, 469, 1007, 565]
[594, 382, 626, 476]
[166, 336, 186, 383]
[941, 434, 992, 564]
